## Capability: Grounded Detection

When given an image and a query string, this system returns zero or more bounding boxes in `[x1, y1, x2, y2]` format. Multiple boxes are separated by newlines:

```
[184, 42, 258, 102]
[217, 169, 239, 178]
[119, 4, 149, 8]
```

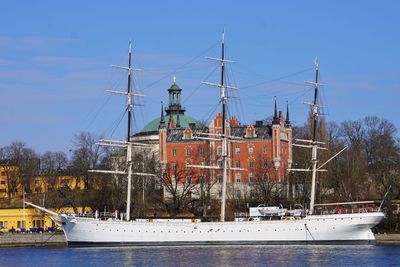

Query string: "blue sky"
[1, 1, 399, 154]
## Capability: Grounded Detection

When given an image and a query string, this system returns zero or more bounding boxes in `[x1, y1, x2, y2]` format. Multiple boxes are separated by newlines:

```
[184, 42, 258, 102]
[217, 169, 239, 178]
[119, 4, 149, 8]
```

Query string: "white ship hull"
[61, 212, 384, 246]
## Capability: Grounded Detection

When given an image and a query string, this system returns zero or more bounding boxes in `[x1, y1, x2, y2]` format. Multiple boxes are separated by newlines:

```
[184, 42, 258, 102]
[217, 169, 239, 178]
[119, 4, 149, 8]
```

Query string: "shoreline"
[0, 233, 399, 248]
[0, 232, 66, 248]
[375, 233, 400, 245]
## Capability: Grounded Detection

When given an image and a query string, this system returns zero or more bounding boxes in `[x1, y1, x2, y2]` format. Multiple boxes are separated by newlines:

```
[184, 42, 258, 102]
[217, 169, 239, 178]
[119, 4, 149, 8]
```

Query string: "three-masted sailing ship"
[27, 33, 384, 246]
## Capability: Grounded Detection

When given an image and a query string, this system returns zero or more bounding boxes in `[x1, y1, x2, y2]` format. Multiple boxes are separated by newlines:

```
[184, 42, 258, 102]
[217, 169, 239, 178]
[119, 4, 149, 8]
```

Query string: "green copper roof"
[140, 114, 200, 133]
[168, 82, 181, 91]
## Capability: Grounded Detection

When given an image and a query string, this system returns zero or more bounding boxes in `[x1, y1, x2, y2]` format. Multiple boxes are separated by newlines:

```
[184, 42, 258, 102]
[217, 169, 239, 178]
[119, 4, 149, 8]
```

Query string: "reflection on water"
[1, 245, 399, 267]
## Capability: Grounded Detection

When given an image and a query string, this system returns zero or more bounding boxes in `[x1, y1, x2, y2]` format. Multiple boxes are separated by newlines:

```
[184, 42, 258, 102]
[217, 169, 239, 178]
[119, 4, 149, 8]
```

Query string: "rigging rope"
[141, 41, 219, 91]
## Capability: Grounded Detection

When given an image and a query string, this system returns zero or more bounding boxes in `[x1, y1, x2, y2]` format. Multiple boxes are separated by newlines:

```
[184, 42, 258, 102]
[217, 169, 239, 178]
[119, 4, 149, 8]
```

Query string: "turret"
[285, 101, 293, 170]
[272, 98, 281, 170]
[159, 102, 165, 129]
[159, 102, 167, 166]
[165, 77, 186, 116]
[272, 97, 280, 125]
[285, 101, 291, 127]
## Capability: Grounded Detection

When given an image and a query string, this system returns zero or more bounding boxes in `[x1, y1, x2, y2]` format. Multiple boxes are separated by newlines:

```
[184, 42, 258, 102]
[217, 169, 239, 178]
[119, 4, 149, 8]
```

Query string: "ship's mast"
[125, 43, 134, 221]
[127, 43, 133, 141]
[219, 31, 229, 222]
[289, 58, 327, 215]
[90, 43, 154, 221]
[309, 60, 320, 215]
[188, 31, 242, 222]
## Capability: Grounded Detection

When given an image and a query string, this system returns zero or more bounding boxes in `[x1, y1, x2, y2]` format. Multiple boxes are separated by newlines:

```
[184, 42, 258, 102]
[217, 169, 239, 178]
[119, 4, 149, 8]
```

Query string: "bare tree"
[252, 157, 284, 206]
[70, 132, 105, 190]
[160, 163, 197, 216]
[1, 142, 39, 199]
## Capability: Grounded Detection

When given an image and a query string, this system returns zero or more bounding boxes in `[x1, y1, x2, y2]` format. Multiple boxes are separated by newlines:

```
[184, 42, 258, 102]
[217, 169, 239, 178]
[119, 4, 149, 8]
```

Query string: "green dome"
[140, 114, 201, 133]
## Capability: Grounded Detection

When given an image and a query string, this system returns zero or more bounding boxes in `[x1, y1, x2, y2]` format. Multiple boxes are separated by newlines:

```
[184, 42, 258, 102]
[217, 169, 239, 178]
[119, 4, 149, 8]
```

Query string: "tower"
[285, 101, 292, 170]
[272, 98, 281, 170]
[158, 103, 167, 166]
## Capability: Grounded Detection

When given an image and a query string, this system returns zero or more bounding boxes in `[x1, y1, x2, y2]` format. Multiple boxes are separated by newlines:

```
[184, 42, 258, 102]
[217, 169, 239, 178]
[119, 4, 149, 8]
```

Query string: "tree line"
[1, 115, 399, 231]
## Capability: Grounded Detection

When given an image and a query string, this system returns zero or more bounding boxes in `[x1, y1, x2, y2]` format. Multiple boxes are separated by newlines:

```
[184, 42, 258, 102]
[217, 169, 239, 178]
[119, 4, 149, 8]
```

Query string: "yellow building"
[0, 165, 19, 199]
[0, 164, 85, 200]
[30, 174, 86, 194]
[0, 206, 89, 232]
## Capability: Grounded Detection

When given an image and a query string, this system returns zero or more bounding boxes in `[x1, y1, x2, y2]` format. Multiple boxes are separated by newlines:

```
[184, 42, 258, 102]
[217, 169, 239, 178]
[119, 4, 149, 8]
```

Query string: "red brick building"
[135, 79, 292, 192]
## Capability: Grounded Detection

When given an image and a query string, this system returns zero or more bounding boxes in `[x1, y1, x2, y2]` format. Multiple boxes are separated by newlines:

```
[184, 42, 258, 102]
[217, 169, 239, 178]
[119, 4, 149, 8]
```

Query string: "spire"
[176, 113, 181, 128]
[272, 97, 280, 125]
[159, 102, 165, 129]
[285, 101, 291, 127]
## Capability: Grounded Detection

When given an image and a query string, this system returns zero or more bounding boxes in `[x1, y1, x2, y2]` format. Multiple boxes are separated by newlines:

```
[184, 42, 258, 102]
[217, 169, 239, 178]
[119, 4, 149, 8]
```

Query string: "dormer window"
[183, 127, 193, 140]
[245, 124, 257, 138]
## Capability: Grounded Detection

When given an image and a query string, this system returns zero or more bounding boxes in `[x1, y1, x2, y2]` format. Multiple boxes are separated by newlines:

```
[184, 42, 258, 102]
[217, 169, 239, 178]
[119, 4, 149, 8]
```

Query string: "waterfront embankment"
[0, 233, 399, 247]
[375, 233, 400, 245]
[0, 233, 66, 247]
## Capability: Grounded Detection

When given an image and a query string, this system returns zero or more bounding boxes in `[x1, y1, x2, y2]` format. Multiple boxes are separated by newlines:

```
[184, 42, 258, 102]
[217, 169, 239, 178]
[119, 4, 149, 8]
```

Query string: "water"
[1, 245, 399, 267]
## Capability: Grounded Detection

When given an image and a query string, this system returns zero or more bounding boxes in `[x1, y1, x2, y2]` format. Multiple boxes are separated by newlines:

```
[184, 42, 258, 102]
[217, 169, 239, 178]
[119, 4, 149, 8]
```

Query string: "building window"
[186, 176, 192, 184]
[217, 146, 222, 156]
[185, 133, 191, 139]
[263, 159, 268, 168]
[218, 160, 223, 168]
[217, 175, 223, 183]
[0, 180, 5, 185]
[249, 160, 254, 169]
[0, 221, 8, 228]
[263, 146, 267, 154]
[199, 147, 205, 156]
[248, 146, 254, 154]
[186, 147, 191, 156]
[235, 161, 241, 168]
[235, 173, 241, 183]
[235, 147, 240, 154]
[171, 163, 177, 170]
[249, 173, 254, 183]
[172, 149, 176, 157]
[0, 171, 5, 176]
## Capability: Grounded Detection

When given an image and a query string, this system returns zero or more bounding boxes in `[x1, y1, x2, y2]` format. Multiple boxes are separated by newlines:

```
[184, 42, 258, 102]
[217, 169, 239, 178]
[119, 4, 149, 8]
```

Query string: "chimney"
[255, 121, 263, 127]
